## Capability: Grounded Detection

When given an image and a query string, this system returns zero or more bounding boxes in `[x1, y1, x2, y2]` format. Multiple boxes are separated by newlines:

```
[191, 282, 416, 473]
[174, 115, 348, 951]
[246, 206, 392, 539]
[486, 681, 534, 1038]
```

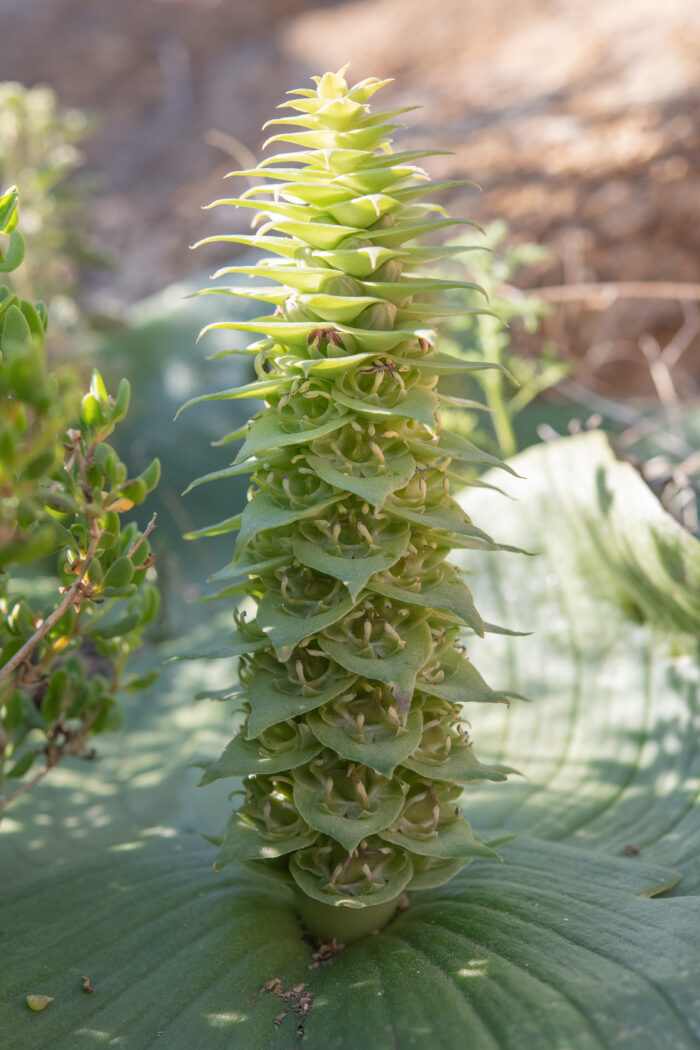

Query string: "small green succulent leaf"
[0, 184, 19, 231]
[2, 301, 32, 346]
[0, 231, 25, 273]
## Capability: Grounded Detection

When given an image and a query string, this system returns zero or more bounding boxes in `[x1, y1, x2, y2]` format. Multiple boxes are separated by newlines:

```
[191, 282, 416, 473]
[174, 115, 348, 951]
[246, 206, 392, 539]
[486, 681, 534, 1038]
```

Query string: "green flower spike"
[186, 66, 522, 943]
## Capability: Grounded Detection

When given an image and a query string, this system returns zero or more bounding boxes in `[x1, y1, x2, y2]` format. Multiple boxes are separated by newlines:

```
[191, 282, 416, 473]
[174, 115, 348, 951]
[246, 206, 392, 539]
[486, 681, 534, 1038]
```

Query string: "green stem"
[295, 891, 404, 945]
[484, 371, 517, 460]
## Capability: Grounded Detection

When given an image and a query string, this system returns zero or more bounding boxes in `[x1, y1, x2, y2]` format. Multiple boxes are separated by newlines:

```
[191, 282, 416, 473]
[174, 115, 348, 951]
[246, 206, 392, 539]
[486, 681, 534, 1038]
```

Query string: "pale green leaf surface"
[453, 432, 700, 890]
[1, 837, 698, 1050]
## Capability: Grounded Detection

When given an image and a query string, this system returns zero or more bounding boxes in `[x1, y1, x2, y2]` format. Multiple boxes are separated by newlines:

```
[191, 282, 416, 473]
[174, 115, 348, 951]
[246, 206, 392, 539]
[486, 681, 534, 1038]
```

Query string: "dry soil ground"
[3, 0, 700, 397]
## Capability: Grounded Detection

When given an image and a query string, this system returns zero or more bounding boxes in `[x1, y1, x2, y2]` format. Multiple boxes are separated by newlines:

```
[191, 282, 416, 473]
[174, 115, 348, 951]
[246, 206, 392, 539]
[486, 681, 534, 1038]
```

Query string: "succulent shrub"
[0, 187, 160, 814]
[185, 67, 521, 940]
[0, 82, 108, 343]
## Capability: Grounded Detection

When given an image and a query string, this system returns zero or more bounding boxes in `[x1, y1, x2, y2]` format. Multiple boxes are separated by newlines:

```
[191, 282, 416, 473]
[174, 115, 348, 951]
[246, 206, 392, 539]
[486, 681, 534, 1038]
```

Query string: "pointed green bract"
[187, 68, 521, 921]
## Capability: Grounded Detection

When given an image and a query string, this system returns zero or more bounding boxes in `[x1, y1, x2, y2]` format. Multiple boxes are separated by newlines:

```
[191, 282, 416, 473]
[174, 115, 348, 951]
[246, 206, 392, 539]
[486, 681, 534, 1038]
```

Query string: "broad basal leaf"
[1, 837, 698, 1050]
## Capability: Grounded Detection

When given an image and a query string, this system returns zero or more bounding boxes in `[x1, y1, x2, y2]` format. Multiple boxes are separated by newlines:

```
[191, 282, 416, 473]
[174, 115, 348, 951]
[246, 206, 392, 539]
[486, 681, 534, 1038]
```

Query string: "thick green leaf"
[450, 432, 700, 889]
[2, 837, 698, 1050]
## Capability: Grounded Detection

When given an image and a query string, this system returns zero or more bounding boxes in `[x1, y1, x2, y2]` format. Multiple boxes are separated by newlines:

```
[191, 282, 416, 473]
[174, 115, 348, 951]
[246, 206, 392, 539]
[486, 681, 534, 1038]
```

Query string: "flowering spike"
[187, 68, 521, 937]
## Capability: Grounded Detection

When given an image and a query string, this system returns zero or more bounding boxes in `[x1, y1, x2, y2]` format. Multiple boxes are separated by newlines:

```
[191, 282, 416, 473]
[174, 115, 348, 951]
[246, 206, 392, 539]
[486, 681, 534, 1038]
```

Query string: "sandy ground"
[3, 0, 700, 396]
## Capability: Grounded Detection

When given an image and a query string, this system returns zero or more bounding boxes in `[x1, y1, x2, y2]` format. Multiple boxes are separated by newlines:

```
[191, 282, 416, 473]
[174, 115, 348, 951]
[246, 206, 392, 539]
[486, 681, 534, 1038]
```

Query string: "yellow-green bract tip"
[26, 994, 54, 1012]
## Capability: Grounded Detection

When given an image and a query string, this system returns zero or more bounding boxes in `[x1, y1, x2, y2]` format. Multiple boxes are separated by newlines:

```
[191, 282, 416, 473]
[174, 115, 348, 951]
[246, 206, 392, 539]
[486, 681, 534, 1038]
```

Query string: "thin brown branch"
[0, 765, 51, 812]
[0, 700, 108, 814]
[127, 512, 158, 558]
[0, 528, 103, 686]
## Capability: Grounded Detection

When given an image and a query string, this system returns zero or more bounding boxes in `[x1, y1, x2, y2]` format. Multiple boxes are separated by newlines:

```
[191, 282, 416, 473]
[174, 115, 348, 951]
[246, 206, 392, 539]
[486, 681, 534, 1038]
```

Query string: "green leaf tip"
[184, 66, 526, 934]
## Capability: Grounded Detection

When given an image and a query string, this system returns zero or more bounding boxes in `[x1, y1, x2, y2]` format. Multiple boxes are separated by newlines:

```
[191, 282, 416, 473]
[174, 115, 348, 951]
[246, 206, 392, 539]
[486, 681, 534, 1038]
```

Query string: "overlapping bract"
[189, 68, 518, 909]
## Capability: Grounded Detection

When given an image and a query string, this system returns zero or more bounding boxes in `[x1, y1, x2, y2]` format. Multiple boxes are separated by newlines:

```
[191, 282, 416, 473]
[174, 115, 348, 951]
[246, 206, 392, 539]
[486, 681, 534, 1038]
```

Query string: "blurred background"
[2, 0, 699, 624]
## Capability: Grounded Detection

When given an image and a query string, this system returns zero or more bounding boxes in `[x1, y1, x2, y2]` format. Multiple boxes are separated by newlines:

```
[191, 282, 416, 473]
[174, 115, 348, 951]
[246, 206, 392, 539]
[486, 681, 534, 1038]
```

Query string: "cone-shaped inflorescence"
[185, 67, 519, 933]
